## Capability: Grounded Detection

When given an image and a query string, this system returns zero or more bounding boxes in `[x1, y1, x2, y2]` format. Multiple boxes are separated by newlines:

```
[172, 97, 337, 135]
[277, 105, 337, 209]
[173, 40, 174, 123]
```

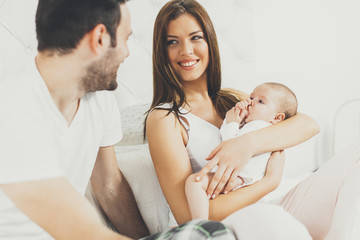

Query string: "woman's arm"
[241, 112, 320, 153]
[146, 109, 193, 224]
[197, 112, 320, 198]
[146, 109, 284, 224]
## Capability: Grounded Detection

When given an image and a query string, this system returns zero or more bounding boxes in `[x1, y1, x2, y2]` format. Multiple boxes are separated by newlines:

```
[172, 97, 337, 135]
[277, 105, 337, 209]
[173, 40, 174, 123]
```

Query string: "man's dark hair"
[36, 0, 126, 54]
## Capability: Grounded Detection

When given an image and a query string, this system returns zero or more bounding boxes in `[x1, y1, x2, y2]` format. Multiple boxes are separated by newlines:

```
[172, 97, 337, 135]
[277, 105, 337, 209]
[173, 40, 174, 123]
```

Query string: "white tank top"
[154, 103, 222, 173]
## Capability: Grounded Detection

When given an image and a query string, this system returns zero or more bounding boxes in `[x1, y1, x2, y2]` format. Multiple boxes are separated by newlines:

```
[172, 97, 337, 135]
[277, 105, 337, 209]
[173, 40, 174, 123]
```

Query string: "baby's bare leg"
[185, 173, 213, 220]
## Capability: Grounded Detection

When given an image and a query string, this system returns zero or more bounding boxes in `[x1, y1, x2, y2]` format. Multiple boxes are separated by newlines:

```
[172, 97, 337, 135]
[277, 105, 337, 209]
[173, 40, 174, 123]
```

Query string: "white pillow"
[114, 103, 178, 233]
[115, 144, 176, 234]
[116, 103, 150, 146]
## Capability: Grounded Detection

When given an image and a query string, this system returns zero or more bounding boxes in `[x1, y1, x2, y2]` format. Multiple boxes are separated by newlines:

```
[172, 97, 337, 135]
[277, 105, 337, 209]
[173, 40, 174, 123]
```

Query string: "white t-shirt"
[0, 58, 122, 239]
[220, 120, 271, 186]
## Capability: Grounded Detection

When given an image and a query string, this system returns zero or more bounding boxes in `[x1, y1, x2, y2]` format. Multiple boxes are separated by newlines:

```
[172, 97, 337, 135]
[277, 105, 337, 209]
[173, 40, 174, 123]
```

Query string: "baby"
[185, 82, 298, 220]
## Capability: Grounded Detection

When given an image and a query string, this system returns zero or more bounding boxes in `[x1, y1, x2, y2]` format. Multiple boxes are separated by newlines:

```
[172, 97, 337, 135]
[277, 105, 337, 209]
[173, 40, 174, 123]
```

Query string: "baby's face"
[245, 84, 281, 123]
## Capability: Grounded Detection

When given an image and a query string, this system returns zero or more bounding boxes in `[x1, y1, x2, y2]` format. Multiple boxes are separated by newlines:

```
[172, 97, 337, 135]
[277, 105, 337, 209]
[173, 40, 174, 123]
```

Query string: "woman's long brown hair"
[144, 0, 243, 138]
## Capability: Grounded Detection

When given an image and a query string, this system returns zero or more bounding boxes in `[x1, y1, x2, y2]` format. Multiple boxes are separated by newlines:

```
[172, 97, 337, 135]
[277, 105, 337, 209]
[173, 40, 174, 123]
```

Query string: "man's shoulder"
[82, 90, 119, 120]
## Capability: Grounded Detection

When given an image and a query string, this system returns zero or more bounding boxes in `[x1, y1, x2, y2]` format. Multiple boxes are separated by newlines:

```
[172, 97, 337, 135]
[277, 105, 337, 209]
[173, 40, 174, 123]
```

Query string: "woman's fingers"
[223, 169, 242, 194]
[209, 167, 234, 198]
[203, 137, 252, 194]
[195, 157, 219, 182]
[206, 165, 226, 199]
[206, 144, 221, 161]
[196, 143, 224, 183]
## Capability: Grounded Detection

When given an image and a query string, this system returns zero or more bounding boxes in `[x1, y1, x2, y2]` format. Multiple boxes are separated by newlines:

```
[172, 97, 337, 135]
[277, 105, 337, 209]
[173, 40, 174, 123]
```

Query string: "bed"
[1, 0, 359, 238]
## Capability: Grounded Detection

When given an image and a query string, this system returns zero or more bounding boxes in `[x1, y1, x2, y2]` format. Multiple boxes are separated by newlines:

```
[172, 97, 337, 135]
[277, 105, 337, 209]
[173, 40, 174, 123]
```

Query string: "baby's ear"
[271, 113, 285, 124]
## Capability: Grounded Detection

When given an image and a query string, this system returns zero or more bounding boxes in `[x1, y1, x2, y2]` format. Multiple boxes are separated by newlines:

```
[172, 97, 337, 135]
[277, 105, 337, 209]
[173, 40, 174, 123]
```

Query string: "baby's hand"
[225, 107, 241, 124]
[234, 99, 252, 125]
[225, 99, 253, 125]
[235, 98, 252, 111]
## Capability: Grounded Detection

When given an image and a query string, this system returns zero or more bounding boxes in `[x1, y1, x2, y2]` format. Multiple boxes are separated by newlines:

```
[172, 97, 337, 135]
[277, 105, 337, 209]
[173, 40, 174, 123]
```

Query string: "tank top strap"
[178, 117, 190, 131]
[152, 103, 190, 131]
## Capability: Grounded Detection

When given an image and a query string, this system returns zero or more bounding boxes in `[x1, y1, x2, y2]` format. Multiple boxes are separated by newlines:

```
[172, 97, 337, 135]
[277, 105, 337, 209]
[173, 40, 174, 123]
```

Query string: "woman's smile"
[178, 59, 200, 69]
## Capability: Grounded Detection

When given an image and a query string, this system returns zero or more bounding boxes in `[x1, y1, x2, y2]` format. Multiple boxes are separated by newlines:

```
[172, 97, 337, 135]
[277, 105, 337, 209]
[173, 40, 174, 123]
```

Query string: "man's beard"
[81, 48, 119, 93]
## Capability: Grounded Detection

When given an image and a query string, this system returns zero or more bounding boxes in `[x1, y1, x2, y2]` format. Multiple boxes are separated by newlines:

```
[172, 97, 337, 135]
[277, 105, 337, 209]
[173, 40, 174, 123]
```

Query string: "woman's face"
[166, 14, 209, 83]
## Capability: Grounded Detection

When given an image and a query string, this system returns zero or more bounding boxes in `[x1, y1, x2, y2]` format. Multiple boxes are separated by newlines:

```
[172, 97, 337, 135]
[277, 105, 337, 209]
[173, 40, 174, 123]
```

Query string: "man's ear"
[89, 24, 110, 55]
[271, 113, 285, 124]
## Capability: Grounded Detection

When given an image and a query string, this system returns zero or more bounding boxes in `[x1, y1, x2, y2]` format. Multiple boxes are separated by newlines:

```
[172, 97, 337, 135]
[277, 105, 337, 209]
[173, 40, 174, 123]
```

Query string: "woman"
[146, 0, 359, 239]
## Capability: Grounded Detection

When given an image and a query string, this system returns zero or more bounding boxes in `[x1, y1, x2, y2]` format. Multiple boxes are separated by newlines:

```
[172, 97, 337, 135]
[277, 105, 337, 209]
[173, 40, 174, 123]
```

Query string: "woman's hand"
[197, 112, 319, 199]
[195, 136, 253, 199]
[195, 143, 285, 199]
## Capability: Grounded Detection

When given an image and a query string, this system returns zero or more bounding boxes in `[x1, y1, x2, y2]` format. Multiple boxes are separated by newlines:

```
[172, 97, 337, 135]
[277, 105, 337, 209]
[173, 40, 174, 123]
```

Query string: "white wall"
[252, 0, 360, 164]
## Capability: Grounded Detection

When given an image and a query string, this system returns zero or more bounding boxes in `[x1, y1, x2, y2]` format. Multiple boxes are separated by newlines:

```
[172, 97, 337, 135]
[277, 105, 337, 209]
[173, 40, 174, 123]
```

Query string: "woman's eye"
[259, 99, 264, 104]
[167, 39, 178, 45]
[250, 97, 253, 100]
[192, 35, 203, 40]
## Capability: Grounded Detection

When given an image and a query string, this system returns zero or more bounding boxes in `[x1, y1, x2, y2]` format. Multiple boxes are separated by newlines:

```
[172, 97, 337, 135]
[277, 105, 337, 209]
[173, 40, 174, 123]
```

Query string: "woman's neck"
[178, 80, 222, 128]
[182, 78, 209, 103]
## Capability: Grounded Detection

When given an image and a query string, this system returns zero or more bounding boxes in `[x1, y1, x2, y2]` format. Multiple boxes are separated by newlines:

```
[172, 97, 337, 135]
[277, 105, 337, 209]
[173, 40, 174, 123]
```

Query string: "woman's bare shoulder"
[147, 107, 173, 120]
[146, 107, 178, 128]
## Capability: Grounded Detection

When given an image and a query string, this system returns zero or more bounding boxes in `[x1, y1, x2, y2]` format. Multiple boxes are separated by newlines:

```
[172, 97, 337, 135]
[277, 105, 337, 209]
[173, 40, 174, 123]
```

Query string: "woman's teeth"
[180, 60, 197, 67]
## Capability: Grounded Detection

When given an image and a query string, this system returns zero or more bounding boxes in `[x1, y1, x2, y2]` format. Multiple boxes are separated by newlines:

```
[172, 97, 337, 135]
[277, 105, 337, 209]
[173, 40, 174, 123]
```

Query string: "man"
[0, 0, 235, 239]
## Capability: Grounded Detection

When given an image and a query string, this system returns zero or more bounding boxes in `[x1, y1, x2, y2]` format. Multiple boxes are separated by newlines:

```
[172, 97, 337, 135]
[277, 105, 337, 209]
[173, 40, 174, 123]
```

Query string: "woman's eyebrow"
[167, 35, 178, 38]
[189, 30, 202, 36]
[167, 30, 203, 38]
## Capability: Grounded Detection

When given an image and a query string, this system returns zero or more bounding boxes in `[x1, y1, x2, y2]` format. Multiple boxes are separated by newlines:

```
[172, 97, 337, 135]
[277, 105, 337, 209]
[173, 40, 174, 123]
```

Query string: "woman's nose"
[180, 41, 194, 55]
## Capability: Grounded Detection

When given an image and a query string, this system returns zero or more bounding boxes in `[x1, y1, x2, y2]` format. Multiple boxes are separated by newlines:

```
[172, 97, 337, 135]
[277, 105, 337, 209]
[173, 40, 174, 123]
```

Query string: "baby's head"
[245, 82, 297, 124]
